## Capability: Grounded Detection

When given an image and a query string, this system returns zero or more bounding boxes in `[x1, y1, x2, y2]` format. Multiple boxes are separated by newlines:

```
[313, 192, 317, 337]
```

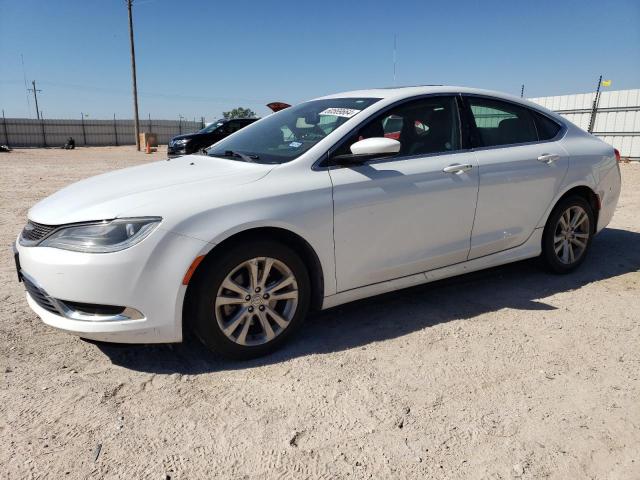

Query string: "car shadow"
[94, 227, 640, 374]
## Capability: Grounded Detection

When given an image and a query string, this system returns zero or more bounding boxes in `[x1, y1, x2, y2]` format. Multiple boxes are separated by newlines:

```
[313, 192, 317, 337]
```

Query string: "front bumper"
[15, 228, 210, 343]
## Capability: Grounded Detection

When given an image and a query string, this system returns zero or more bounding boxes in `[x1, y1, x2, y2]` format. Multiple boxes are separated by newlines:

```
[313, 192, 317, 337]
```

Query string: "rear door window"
[467, 98, 537, 147]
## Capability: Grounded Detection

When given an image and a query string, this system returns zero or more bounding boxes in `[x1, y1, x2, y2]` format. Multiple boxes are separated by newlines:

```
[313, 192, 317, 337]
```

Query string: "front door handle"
[443, 163, 473, 174]
[537, 153, 560, 164]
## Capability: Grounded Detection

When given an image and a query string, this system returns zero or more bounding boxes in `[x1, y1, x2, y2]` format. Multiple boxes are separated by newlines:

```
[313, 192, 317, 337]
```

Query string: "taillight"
[614, 148, 621, 162]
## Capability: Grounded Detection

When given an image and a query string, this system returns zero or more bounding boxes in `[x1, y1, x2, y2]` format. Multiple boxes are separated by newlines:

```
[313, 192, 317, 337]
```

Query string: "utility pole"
[2, 109, 9, 147]
[127, 0, 141, 150]
[588, 75, 603, 134]
[113, 113, 119, 146]
[81, 112, 88, 145]
[520, 84, 525, 98]
[28, 81, 46, 146]
[28, 80, 42, 120]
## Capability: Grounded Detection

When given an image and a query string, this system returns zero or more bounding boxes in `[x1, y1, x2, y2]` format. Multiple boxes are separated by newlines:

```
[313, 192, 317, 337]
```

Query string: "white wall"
[529, 89, 640, 159]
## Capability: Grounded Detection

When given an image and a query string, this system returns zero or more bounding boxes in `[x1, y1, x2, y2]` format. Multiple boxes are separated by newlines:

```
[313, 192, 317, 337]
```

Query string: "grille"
[23, 275, 60, 315]
[20, 220, 58, 244]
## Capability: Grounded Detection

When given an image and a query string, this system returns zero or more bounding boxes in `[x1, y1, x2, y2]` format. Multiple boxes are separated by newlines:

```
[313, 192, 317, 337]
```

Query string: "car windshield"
[206, 98, 381, 163]
[199, 119, 226, 134]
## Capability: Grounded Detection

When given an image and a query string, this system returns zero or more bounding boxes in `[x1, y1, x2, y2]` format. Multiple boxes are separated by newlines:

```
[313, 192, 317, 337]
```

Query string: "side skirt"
[321, 228, 543, 310]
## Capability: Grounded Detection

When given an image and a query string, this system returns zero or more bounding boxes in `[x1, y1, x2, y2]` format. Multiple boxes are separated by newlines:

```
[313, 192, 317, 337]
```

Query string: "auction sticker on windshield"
[319, 108, 361, 118]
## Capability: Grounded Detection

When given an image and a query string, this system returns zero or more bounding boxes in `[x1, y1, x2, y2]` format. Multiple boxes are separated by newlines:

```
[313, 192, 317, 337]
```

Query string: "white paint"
[349, 137, 400, 155]
[16, 85, 622, 344]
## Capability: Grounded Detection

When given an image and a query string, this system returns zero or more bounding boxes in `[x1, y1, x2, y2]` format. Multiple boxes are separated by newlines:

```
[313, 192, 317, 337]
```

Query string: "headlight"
[173, 139, 190, 146]
[38, 217, 161, 253]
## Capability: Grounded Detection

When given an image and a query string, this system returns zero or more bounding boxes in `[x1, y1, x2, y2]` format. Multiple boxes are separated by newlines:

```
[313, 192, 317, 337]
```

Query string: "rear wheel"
[192, 241, 310, 359]
[541, 196, 594, 273]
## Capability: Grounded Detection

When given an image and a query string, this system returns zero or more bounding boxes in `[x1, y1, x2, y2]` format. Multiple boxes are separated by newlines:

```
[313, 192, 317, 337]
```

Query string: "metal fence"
[529, 88, 640, 160]
[0, 117, 203, 148]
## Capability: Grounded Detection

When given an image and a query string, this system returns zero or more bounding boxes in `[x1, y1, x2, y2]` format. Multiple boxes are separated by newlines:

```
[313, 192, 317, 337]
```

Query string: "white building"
[529, 88, 640, 160]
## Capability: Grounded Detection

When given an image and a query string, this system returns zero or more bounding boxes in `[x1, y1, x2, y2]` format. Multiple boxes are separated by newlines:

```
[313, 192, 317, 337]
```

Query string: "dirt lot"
[1, 146, 639, 479]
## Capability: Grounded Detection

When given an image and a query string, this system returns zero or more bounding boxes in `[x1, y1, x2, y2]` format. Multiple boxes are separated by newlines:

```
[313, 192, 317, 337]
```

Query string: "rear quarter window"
[532, 112, 562, 140]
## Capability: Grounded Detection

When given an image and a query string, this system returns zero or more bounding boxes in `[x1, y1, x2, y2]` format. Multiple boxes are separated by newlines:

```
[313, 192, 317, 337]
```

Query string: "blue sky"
[1, 0, 638, 120]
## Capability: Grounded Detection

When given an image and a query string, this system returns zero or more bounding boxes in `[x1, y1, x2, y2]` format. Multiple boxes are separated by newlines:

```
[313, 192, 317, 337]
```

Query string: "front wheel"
[192, 241, 310, 359]
[541, 196, 595, 274]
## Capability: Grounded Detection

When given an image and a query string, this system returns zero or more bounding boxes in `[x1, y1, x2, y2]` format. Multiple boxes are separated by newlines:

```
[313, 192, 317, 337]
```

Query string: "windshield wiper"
[210, 150, 260, 163]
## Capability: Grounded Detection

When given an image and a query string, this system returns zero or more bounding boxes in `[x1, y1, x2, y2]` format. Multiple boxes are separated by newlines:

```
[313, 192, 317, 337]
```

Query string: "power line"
[34, 80, 270, 104]
[3, 79, 279, 106]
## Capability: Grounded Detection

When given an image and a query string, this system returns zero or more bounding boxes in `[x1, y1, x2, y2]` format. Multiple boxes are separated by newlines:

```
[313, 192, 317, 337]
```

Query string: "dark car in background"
[167, 118, 257, 157]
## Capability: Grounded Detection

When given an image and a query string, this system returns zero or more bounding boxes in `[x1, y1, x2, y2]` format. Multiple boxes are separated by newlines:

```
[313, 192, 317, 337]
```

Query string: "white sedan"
[15, 86, 621, 358]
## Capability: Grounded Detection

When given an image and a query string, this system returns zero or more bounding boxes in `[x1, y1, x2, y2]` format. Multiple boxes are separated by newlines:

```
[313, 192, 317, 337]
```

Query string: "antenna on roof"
[393, 34, 397, 86]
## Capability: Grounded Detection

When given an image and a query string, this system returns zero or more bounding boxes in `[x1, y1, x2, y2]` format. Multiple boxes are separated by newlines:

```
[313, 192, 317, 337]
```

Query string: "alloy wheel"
[215, 257, 299, 346]
[553, 205, 590, 265]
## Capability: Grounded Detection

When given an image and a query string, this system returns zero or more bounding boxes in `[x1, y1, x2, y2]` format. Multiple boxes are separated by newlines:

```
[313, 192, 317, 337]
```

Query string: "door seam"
[466, 151, 481, 261]
[327, 166, 339, 294]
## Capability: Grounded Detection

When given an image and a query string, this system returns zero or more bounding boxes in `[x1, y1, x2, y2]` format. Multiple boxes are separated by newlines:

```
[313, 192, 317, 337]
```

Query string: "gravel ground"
[1, 147, 639, 480]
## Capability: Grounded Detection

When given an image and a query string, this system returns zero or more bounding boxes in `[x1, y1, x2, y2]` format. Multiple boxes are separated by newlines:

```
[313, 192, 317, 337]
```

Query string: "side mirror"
[350, 137, 400, 155]
[330, 137, 401, 165]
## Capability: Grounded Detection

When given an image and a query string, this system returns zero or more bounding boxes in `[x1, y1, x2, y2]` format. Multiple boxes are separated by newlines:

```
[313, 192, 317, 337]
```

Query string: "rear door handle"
[537, 153, 560, 164]
[443, 163, 473, 174]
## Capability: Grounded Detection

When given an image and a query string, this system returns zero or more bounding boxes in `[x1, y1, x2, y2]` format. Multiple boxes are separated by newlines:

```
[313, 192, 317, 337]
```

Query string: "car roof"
[314, 85, 563, 121]
[316, 85, 527, 101]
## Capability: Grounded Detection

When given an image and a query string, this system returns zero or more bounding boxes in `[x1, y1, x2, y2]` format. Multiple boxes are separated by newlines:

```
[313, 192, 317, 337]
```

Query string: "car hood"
[171, 132, 202, 142]
[28, 154, 274, 225]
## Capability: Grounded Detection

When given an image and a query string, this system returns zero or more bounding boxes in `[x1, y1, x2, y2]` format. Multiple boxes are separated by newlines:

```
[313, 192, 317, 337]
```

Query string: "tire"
[541, 195, 595, 274]
[191, 241, 310, 359]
